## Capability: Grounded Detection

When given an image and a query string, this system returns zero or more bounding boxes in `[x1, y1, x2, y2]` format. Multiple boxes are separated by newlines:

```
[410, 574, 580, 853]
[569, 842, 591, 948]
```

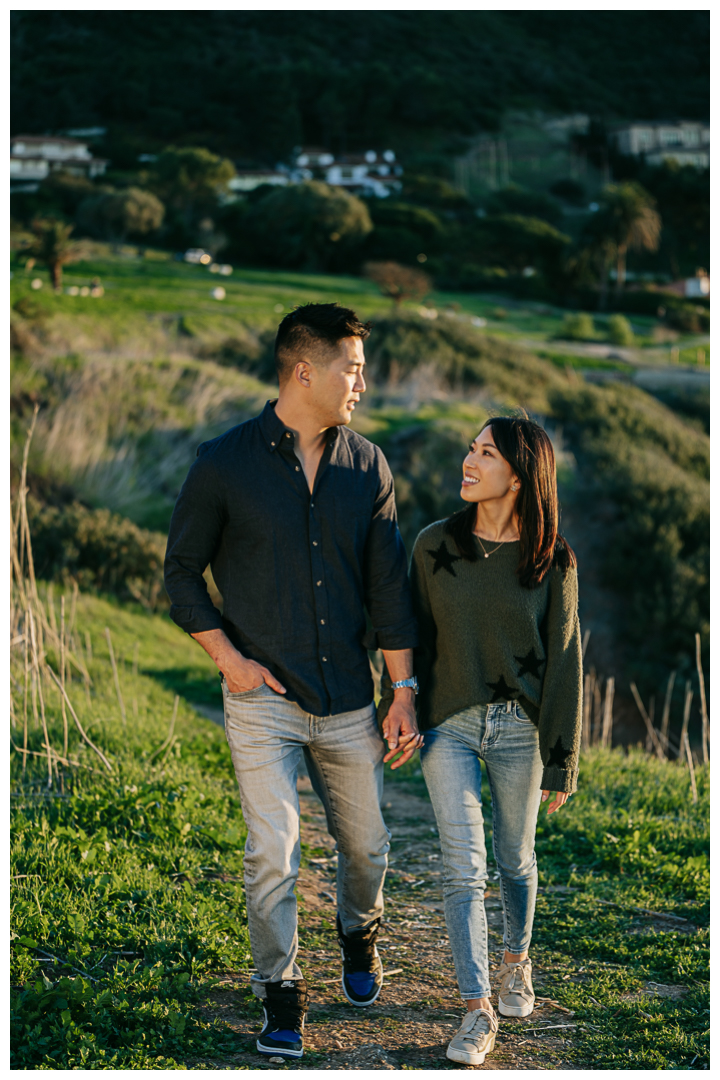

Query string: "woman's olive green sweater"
[404, 520, 582, 794]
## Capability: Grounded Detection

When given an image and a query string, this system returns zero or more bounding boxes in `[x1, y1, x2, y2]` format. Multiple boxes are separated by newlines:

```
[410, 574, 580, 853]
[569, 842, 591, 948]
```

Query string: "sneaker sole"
[498, 999, 534, 1018]
[446, 1031, 496, 1065]
[256, 1041, 304, 1059]
[341, 972, 383, 1007]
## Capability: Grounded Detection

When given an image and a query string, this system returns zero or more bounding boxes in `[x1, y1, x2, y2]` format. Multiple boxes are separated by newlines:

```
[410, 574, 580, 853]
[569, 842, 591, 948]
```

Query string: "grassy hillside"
[11, 584, 709, 1069]
[11, 255, 708, 702]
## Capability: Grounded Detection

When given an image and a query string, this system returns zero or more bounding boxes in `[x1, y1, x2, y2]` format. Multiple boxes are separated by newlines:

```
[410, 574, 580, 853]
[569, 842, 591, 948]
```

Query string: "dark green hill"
[11, 11, 709, 165]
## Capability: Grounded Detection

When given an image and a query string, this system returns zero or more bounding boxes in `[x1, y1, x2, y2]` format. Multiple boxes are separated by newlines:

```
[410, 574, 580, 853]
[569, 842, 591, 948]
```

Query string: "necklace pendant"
[484, 553, 489, 558]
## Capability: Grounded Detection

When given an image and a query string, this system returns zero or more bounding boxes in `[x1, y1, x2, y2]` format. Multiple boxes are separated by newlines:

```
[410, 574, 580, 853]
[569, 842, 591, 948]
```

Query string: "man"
[164, 303, 421, 1060]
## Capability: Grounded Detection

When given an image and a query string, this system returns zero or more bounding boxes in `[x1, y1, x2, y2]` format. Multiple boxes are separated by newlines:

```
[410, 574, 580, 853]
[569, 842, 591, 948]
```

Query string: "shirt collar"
[259, 399, 341, 452]
[259, 399, 291, 452]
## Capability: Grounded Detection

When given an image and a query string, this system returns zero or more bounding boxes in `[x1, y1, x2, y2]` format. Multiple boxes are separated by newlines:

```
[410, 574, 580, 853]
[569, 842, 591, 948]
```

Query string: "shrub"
[26, 497, 167, 609]
[549, 382, 709, 677]
[606, 314, 635, 346]
[560, 312, 595, 340]
[364, 261, 431, 306]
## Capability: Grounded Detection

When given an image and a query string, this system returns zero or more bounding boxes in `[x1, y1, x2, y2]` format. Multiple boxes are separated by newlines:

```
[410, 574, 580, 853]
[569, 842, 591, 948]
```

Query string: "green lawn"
[12, 250, 700, 358]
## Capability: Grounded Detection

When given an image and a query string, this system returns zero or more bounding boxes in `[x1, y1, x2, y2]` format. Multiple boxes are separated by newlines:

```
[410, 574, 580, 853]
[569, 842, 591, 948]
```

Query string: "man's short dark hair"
[274, 303, 371, 385]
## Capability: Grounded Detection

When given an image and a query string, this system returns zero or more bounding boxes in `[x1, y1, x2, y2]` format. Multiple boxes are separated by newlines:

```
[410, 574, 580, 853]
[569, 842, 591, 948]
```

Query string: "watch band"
[391, 676, 419, 694]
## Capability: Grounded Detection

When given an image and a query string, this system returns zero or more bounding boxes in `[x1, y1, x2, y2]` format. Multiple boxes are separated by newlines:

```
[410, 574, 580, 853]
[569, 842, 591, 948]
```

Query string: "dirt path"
[198, 758, 577, 1070]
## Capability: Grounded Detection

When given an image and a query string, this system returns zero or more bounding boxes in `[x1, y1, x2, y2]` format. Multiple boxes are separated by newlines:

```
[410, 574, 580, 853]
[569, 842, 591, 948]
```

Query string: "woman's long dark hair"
[445, 415, 576, 588]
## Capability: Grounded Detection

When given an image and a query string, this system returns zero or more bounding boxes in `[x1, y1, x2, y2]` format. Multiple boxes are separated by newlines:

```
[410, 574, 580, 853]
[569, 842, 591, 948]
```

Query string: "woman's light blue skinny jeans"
[420, 701, 544, 1000]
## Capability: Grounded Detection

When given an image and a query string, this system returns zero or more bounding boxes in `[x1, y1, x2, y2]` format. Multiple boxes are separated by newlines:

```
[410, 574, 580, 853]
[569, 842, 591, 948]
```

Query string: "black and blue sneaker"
[337, 916, 383, 1007]
[256, 978, 308, 1059]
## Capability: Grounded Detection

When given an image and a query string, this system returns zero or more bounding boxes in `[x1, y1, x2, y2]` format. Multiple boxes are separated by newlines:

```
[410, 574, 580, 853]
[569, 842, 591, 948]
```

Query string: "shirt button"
[271, 441, 275, 446]
[285, 432, 291, 438]
[310, 502, 314, 509]
[322, 656, 327, 662]
[316, 580, 322, 586]
[320, 619, 325, 625]
[295, 466, 300, 471]
[313, 541, 318, 546]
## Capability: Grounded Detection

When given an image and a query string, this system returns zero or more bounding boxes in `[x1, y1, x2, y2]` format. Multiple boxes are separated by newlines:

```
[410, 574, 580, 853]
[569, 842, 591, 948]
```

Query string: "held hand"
[541, 790, 570, 816]
[224, 653, 286, 695]
[382, 693, 424, 770]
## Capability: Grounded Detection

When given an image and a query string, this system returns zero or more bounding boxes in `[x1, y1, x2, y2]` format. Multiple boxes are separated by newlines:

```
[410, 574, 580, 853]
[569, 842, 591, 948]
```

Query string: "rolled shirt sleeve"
[363, 449, 418, 652]
[164, 448, 226, 636]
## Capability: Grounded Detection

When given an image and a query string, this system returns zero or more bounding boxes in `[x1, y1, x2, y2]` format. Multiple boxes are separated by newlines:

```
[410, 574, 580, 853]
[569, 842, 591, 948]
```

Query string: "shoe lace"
[504, 963, 528, 992]
[265, 988, 307, 1032]
[339, 921, 380, 973]
[466, 1008, 498, 1036]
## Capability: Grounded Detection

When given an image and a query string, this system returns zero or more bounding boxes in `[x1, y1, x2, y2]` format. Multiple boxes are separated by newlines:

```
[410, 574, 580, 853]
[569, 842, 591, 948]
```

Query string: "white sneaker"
[446, 1007, 498, 1065]
[497, 958, 535, 1017]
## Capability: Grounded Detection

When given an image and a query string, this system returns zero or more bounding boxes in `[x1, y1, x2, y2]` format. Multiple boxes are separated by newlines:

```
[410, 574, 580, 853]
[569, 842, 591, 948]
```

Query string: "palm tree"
[28, 218, 82, 291]
[592, 182, 662, 293]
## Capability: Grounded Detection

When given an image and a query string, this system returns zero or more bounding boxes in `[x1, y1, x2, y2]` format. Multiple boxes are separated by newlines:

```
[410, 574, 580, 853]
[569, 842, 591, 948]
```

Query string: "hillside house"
[291, 147, 402, 197]
[611, 121, 709, 168]
[10, 134, 108, 192]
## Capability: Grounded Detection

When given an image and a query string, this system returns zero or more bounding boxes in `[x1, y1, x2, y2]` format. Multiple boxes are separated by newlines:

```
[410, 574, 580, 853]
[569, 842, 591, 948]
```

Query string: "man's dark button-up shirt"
[164, 400, 418, 717]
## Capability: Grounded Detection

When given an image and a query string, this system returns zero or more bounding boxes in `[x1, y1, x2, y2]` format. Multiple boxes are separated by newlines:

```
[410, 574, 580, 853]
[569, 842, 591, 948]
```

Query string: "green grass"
[12, 251, 702, 358]
[395, 748, 709, 1071]
[11, 587, 709, 1069]
[11, 589, 254, 1069]
[537, 349, 634, 373]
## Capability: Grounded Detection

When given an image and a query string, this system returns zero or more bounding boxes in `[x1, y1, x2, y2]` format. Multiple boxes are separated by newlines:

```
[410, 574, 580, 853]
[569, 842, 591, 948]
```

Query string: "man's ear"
[294, 361, 313, 388]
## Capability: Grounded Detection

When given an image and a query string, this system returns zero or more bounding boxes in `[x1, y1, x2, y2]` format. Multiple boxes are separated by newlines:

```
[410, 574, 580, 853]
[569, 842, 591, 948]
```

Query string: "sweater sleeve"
[409, 535, 437, 696]
[538, 565, 583, 794]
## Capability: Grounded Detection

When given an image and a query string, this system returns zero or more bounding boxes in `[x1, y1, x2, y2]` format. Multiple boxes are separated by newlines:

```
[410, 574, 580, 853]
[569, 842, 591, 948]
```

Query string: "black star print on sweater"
[546, 736, 571, 769]
[428, 541, 462, 577]
[486, 674, 520, 702]
[514, 647, 545, 680]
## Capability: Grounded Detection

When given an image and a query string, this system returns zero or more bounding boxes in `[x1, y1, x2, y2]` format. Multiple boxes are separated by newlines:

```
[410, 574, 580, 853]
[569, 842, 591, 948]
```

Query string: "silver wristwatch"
[391, 676, 419, 694]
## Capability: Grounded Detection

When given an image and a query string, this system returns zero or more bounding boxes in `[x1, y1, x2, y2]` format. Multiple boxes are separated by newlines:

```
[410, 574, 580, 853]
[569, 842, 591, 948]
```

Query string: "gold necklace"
[473, 532, 518, 559]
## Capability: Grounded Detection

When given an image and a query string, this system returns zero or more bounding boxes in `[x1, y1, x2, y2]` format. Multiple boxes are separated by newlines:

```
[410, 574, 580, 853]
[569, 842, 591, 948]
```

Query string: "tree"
[485, 185, 562, 227]
[479, 214, 571, 279]
[592, 182, 661, 291]
[150, 146, 235, 229]
[27, 218, 83, 290]
[364, 261, 432, 307]
[364, 201, 445, 263]
[77, 187, 165, 244]
[233, 181, 372, 271]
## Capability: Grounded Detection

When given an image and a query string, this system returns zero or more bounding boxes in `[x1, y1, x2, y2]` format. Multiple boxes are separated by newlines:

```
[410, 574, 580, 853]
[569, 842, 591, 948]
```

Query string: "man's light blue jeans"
[420, 701, 544, 1000]
[222, 681, 390, 998]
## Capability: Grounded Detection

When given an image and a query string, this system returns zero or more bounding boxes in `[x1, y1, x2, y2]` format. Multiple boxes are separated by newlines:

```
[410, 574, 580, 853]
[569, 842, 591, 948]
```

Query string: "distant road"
[519, 336, 710, 390]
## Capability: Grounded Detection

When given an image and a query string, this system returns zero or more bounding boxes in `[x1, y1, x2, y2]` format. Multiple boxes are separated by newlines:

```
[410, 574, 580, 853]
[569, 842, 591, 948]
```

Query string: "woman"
[404, 415, 582, 1066]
